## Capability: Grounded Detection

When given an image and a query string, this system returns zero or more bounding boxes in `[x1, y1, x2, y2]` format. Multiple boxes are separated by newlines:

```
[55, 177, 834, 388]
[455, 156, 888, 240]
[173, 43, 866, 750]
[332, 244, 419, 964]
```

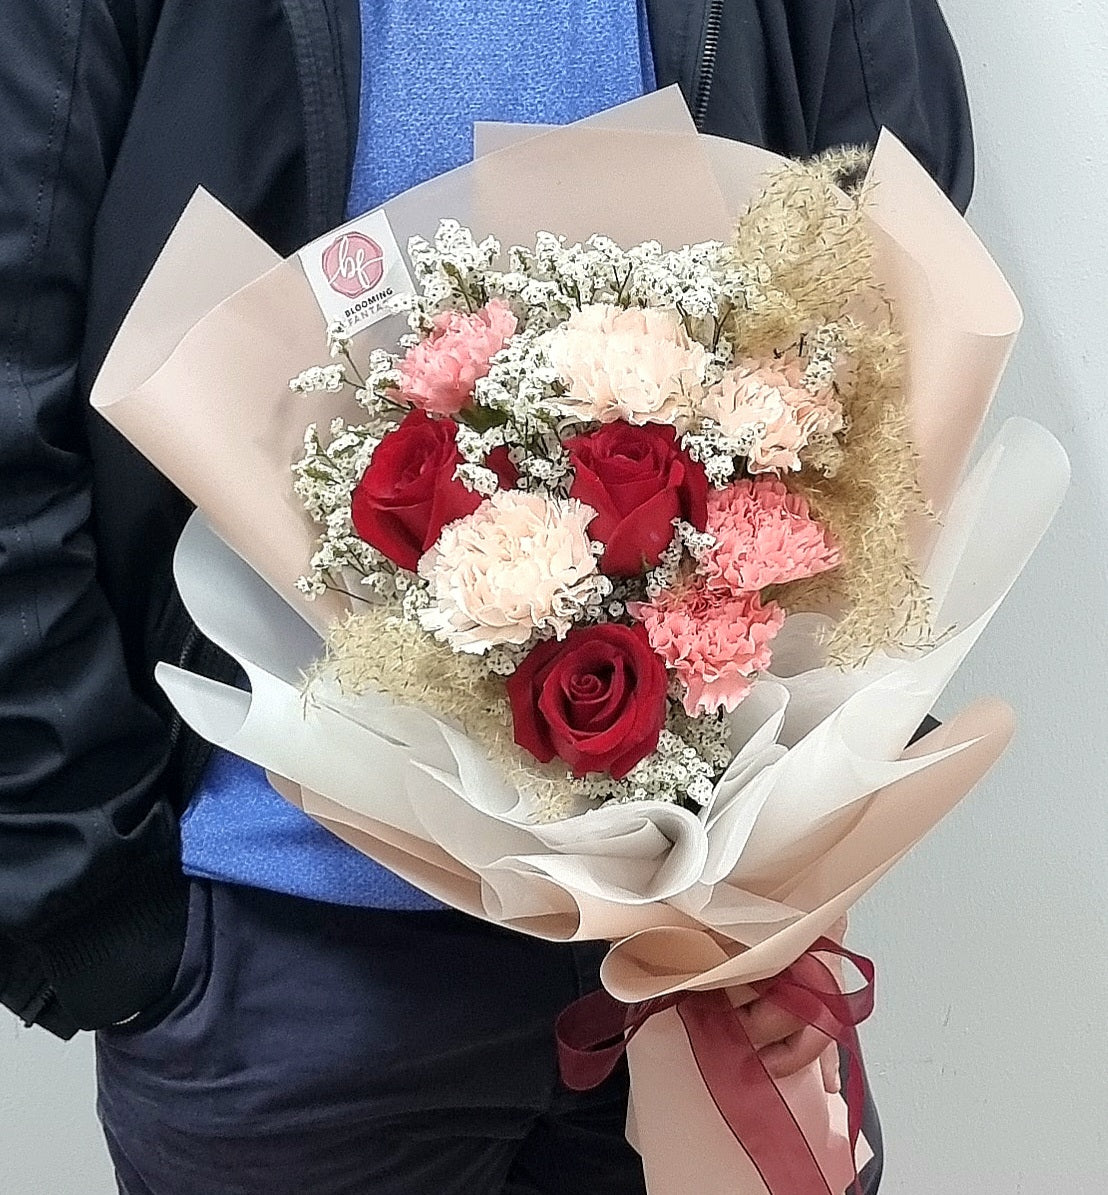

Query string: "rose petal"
[602, 490, 681, 576]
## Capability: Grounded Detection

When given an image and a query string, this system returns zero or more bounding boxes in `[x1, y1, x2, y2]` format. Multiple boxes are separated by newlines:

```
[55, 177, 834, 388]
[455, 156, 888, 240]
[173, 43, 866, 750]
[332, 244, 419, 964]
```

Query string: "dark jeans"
[96, 881, 882, 1194]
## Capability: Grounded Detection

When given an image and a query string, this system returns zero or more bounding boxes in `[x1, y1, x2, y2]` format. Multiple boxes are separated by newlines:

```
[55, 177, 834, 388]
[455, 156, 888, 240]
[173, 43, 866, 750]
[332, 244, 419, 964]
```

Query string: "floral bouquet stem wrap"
[92, 91, 1068, 1194]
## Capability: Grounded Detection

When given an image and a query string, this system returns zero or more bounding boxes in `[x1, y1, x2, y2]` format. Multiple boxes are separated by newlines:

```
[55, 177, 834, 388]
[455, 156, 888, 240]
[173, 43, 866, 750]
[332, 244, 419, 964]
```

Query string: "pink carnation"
[631, 583, 786, 716]
[700, 478, 841, 593]
[703, 357, 843, 473]
[395, 299, 517, 415]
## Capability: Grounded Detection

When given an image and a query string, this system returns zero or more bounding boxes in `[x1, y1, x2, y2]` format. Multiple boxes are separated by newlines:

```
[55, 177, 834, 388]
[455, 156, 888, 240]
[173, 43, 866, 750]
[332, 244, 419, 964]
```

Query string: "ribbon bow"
[556, 937, 876, 1195]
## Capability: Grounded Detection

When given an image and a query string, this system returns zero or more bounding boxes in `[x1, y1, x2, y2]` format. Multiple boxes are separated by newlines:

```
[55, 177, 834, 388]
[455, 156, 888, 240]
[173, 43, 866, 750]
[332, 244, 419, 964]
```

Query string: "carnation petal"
[703, 357, 844, 474]
[419, 491, 606, 653]
[397, 299, 518, 415]
[700, 477, 840, 592]
[546, 304, 709, 430]
[633, 583, 786, 716]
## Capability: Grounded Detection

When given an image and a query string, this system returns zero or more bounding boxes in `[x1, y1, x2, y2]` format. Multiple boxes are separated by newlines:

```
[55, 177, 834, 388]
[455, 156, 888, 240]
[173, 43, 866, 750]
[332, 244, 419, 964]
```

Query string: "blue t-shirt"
[347, 0, 656, 215]
[181, 1, 655, 909]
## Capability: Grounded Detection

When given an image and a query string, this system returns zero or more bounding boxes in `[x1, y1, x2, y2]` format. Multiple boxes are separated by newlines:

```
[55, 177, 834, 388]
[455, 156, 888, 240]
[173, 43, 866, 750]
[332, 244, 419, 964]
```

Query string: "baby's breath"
[292, 420, 392, 600]
[800, 322, 847, 392]
[290, 364, 346, 394]
[682, 418, 758, 487]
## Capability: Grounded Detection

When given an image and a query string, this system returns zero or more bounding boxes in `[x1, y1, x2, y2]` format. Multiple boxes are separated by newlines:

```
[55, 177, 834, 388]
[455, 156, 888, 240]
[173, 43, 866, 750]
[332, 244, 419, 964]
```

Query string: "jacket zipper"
[20, 983, 55, 1028]
[169, 620, 250, 805]
[693, 0, 724, 131]
[16, 4, 349, 1043]
[166, 623, 203, 754]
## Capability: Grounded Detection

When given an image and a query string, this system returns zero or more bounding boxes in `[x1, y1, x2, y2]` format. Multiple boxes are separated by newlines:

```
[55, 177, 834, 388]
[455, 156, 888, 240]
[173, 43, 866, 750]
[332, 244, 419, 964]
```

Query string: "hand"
[736, 917, 848, 1092]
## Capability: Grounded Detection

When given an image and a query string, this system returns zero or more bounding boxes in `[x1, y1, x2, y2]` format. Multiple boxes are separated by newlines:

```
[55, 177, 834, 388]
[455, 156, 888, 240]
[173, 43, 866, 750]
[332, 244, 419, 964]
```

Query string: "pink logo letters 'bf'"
[322, 232, 385, 298]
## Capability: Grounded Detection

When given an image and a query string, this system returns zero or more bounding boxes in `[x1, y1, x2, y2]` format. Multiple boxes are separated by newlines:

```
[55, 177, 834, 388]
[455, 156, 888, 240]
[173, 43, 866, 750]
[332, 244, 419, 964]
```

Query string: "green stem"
[340, 347, 367, 388]
[712, 301, 734, 352]
[323, 579, 373, 605]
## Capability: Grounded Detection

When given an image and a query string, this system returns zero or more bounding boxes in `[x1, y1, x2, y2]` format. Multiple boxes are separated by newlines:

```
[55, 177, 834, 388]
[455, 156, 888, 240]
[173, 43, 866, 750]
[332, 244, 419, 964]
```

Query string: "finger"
[820, 1042, 841, 1094]
[739, 999, 807, 1049]
[759, 1027, 831, 1080]
[728, 985, 760, 1010]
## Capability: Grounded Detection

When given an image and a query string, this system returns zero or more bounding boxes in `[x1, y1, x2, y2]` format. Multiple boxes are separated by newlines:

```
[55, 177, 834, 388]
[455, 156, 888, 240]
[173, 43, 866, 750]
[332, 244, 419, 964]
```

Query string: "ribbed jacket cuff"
[32, 856, 189, 1035]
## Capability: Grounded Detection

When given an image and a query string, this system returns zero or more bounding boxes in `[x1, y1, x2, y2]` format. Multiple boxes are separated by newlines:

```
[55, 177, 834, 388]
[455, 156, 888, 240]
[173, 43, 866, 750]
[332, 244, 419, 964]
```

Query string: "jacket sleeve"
[0, 0, 188, 1037]
[814, 0, 975, 211]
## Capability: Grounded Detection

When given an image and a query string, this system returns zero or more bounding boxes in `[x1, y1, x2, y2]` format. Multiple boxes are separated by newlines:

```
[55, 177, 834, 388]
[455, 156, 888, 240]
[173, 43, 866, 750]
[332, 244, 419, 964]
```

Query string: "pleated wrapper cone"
[92, 90, 1068, 1194]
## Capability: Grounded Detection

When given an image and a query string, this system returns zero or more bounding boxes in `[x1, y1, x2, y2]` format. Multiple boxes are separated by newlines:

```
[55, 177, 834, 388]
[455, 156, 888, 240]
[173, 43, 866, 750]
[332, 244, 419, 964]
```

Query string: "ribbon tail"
[677, 990, 837, 1195]
[557, 989, 680, 1092]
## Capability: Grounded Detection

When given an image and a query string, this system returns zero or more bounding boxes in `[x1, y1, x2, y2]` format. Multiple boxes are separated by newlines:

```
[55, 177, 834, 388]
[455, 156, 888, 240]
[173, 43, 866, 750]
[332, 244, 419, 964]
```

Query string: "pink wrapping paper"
[90, 91, 1064, 1195]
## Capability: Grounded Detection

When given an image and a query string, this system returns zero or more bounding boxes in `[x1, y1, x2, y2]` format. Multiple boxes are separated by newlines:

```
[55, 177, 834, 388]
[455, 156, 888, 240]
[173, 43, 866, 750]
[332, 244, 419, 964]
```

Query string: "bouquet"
[92, 91, 1069, 1194]
[291, 215, 889, 819]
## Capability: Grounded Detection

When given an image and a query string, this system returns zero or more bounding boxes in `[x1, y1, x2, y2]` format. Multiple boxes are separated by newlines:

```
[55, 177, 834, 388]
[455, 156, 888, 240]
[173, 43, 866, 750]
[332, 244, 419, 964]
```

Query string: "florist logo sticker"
[299, 209, 414, 335]
[322, 232, 384, 297]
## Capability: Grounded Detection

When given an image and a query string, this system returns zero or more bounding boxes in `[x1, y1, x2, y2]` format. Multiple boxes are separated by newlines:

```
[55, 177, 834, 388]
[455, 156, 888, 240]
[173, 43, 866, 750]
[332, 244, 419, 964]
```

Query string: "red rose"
[506, 623, 668, 779]
[350, 410, 488, 571]
[565, 422, 709, 576]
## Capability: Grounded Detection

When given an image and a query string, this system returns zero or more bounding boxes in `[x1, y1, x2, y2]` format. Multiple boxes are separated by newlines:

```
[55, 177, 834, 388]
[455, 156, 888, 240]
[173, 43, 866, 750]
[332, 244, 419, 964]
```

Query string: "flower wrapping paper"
[91, 91, 1069, 1194]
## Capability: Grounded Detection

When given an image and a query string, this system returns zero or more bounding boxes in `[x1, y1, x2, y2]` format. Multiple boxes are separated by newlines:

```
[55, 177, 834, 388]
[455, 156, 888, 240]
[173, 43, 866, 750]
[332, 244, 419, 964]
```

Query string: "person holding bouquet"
[0, 2, 971, 1192]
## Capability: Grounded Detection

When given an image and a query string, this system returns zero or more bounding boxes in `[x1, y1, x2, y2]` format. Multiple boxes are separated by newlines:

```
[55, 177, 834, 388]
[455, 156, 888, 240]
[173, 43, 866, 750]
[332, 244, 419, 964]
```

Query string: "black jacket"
[0, 0, 973, 1039]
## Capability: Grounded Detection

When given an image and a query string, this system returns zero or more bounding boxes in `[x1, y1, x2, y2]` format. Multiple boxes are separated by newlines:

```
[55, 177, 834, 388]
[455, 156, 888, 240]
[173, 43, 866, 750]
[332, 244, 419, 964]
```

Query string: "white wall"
[0, 1020, 112, 1192]
[853, 1, 1108, 1190]
[3, 3, 1107, 1191]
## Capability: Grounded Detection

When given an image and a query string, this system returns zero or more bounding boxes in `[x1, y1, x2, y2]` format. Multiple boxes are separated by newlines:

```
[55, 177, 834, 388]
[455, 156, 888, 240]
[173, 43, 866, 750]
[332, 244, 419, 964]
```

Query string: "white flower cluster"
[569, 707, 732, 809]
[453, 420, 508, 463]
[293, 419, 373, 521]
[290, 364, 346, 394]
[674, 520, 718, 565]
[642, 520, 718, 599]
[643, 533, 686, 601]
[482, 641, 535, 677]
[399, 579, 432, 622]
[326, 319, 353, 358]
[399, 220, 501, 328]
[681, 417, 761, 487]
[347, 347, 407, 419]
[495, 234, 770, 334]
[292, 419, 403, 601]
[618, 239, 768, 325]
[800, 323, 847, 392]
[515, 442, 572, 494]
[473, 328, 565, 430]
[453, 462, 501, 496]
[501, 234, 618, 319]
[397, 223, 772, 347]
[454, 419, 571, 497]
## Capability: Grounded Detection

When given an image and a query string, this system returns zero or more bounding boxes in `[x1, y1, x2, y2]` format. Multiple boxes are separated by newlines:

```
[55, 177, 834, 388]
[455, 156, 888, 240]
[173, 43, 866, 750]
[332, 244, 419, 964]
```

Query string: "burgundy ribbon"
[556, 938, 875, 1195]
